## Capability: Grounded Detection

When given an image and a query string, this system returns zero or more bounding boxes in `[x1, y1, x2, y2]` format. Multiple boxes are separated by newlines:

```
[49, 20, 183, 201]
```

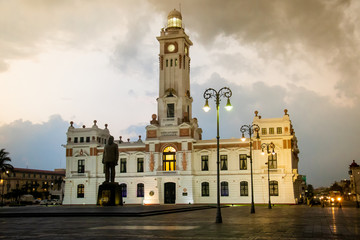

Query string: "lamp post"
[261, 142, 275, 209]
[203, 87, 233, 224]
[240, 124, 260, 214]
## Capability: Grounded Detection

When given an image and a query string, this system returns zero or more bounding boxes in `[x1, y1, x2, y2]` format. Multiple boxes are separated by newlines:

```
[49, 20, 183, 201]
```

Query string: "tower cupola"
[167, 9, 182, 29]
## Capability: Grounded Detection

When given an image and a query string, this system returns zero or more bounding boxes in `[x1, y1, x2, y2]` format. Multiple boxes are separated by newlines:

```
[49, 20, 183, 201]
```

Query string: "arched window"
[163, 146, 176, 171]
[221, 181, 229, 196]
[120, 183, 127, 198]
[77, 184, 84, 198]
[268, 153, 277, 169]
[269, 181, 279, 196]
[240, 181, 248, 196]
[137, 183, 144, 197]
[201, 182, 209, 197]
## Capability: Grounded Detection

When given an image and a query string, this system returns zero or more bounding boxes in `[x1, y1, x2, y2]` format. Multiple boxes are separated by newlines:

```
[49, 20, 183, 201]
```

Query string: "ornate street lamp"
[240, 124, 260, 214]
[261, 142, 275, 209]
[203, 87, 232, 223]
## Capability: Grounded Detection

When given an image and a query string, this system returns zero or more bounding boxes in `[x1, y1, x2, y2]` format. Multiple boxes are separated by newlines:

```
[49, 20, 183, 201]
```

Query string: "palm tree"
[0, 149, 13, 174]
[0, 149, 14, 205]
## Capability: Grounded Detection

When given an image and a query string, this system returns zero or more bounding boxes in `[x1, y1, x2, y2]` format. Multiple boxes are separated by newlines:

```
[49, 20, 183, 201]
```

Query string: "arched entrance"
[164, 182, 176, 204]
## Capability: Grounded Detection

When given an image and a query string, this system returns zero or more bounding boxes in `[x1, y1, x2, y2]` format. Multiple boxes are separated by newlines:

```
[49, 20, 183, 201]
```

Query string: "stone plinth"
[97, 182, 123, 206]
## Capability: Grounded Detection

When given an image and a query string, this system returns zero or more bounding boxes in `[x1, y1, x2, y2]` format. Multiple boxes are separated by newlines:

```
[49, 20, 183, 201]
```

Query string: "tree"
[0, 149, 14, 174]
[0, 149, 14, 205]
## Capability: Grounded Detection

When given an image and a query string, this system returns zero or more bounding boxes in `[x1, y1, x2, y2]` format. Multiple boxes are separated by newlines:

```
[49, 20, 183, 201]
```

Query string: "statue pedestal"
[97, 182, 123, 206]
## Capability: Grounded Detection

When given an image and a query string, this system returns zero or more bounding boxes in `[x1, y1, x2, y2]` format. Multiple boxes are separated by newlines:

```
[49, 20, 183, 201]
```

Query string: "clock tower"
[156, 9, 194, 128]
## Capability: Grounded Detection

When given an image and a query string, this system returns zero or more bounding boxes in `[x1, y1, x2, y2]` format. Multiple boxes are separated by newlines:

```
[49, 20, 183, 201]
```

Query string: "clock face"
[167, 44, 175, 52]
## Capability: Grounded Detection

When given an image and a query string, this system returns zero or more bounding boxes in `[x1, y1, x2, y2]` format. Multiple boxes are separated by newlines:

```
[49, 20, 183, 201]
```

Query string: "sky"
[0, 0, 359, 188]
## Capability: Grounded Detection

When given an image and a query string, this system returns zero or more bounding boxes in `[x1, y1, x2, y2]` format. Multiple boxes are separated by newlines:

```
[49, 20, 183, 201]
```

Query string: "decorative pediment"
[74, 149, 89, 157]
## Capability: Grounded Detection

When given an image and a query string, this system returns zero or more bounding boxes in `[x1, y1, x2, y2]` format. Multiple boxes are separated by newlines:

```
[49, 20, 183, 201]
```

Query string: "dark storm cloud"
[192, 73, 360, 187]
[0, 115, 68, 170]
[150, 0, 360, 99]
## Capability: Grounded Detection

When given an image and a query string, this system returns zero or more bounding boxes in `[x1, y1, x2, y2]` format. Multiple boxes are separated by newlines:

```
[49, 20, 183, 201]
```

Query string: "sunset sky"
[1, 0, 359, 187]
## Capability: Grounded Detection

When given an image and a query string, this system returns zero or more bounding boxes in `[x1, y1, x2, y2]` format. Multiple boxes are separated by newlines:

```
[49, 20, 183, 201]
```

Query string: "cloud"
[150, 0, 360, 102]
[0, 115, 68, 170]
[192, 73, 360, 187]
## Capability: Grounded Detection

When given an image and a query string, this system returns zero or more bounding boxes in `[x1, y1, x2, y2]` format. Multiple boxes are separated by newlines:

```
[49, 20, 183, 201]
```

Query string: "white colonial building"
[63, 9, 302, 205]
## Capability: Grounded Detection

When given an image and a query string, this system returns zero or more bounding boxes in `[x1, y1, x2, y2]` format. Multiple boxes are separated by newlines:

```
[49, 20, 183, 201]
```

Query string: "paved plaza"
[0, 204, 359, 239]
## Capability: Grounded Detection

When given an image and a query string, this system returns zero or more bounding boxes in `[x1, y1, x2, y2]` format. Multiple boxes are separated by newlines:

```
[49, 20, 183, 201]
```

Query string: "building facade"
[63, 9, 302, 205]
[1, 168, 65, 202]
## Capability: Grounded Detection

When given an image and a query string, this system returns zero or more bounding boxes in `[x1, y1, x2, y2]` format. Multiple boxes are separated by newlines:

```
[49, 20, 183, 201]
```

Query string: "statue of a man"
[102, 136, 119, 183]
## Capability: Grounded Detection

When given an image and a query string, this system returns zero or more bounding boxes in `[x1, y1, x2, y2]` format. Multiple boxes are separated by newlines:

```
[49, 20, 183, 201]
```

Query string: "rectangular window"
[137, 158, 144, 172]
[220, 155, 228, 170]
[74, 137, 78, 143]
[270, 181, 279, 196]
[221, 182, 229, 196]
[175, 58, 178, 66]
[137, 183, 144, 197]
[120, 158, 127, 173]
[86, 137, 90, 142]
[239, 154, 247, 170]
[240, 181, 248, 196]
[77, 184, 84, 198]
[261, 128, 267, 135]
[78, 160, 85, 173]
[167, 103, 175, 118]
[269, 128, 274, 134]
[80, 137, 84, 143]
[201, 156, 209, 171]
[277, 127, 282, 134]
[166, 59, 168, 67]
[201, 182, 209, 197]
[170, 59, 173, 67]
[268, 153, 277, 169]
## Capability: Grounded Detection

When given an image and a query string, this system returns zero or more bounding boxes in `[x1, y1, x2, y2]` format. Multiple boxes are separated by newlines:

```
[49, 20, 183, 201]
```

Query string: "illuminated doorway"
[163, 146, 176, 171]
[164, 182, 176, 204]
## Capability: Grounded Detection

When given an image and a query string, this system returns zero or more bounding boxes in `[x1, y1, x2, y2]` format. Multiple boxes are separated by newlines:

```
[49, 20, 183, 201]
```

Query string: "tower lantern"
[167, 9, 182, 29]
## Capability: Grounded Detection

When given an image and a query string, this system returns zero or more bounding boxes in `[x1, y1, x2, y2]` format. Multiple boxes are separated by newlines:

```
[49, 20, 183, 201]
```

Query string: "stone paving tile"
[0, 204, 359, 239]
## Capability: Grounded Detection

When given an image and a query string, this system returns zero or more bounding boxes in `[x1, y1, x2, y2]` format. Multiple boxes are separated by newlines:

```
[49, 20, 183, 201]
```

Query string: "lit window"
[220, 155, 228, 170]
[163, 146, 176, 171]
[239, 154, 247, 170]
[201, 156, 209, 171]
[270, 181, 279, 196]
[240, 181, 248, 196]
[77, 184, 84, 198]
[175, 59, 177, 67]
[201, 182, 209, 197]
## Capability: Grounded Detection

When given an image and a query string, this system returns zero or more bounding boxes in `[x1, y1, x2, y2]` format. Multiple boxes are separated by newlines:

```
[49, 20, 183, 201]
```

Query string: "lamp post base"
[251, 204, 255, 214]
[268, 202, 272, 209]
[216, 207, 222, 223]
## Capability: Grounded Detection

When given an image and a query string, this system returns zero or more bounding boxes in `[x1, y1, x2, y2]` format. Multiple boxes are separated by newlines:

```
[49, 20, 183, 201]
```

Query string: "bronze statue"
[102, 136, 119, 183]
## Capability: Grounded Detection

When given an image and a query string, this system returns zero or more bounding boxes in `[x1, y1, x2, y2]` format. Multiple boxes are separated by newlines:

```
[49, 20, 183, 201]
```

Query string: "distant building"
[1, 168, 65, 202]
[349, 160, 360, 203]
[64, 9, 302, 205]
